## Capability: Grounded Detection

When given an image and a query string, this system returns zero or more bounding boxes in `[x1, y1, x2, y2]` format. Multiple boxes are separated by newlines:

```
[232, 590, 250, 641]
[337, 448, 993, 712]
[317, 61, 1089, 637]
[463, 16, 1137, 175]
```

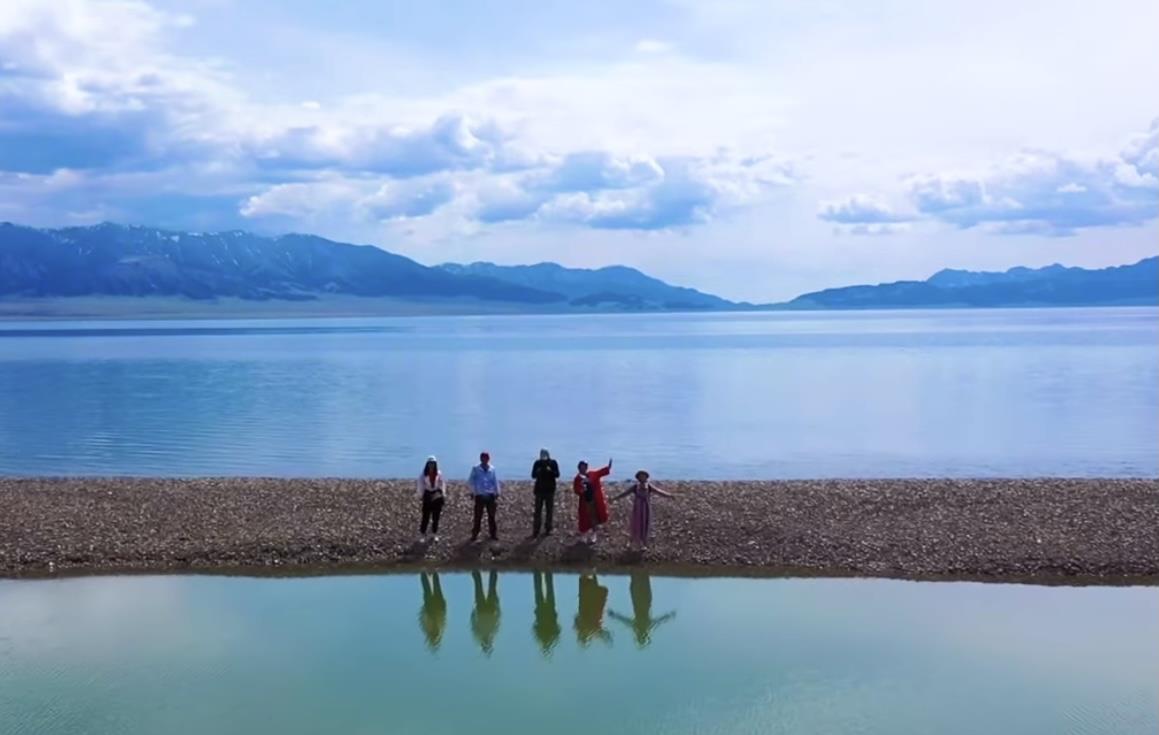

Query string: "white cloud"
[0, 0, 1157, 298]
[466, 152, 795, 230]
[903, 127, 1159, 235]
[821, 121, 1159, 237]
[531, 151, 664, 192]
[0, 0, 235, 116]
[241, 175, 455, 223]
[634, 39, 672, 54]
[244, 113, 519, 177]
[818, 194, 912, 225]
[473, 178, 548, 224]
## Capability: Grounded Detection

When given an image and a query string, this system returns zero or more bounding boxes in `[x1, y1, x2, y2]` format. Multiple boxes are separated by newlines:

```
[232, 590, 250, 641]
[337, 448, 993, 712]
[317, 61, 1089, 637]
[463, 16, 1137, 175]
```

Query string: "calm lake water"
[0, 308, 1156, 478]
[0, 573, 1155, 735]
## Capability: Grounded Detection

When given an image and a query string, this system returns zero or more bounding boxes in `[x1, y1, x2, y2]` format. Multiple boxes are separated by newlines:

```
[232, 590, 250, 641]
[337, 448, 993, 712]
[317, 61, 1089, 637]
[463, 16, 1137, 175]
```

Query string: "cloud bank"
[821, 121, 1159, 236]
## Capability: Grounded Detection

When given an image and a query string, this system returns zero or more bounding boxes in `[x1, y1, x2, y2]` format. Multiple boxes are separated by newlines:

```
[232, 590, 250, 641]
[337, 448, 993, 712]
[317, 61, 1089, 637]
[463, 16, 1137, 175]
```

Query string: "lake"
[0, 572, 1155, 735]
[0, 307, 1156, 478]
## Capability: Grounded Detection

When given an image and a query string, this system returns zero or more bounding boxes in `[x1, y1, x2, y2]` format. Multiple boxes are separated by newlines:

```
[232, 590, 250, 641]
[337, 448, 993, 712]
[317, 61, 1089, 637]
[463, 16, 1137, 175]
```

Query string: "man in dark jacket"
[530, 448, 561, 536]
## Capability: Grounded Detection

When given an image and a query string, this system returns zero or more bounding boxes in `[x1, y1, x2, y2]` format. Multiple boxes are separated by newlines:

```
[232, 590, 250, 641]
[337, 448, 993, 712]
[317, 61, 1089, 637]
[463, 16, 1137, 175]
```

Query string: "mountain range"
[786, 257, 1158, 309]
[0, 222, 1155, 315]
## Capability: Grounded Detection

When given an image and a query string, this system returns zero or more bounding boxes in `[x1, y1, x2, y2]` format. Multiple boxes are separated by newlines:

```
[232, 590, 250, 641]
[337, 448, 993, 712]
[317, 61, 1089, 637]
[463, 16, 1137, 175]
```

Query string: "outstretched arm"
[650, 483, 674, 499]
[610, 486, 633, 502]
[651, 611, 677, 628]
[607, 610, 634, 626]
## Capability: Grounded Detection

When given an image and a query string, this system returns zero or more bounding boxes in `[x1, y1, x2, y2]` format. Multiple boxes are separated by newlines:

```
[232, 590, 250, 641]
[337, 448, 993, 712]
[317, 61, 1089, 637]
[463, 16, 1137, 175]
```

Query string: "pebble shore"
[2, 477, 1157, 583]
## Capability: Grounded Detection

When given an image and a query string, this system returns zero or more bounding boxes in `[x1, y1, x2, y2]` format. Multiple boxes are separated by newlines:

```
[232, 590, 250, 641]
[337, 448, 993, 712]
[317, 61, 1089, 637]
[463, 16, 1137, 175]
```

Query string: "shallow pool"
[0, 572, 1155, 734]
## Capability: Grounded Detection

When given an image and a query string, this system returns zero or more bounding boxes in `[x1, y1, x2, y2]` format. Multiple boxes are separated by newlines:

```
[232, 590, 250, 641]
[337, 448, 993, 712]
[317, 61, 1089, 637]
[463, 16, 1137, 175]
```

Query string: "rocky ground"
[2, 477, 1157, 583]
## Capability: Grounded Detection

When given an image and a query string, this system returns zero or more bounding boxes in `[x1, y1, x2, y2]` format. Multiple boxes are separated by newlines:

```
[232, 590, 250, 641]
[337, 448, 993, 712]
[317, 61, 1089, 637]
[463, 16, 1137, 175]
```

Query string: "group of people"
[418, 570, 675, 655]
[415, 450, 674, 548]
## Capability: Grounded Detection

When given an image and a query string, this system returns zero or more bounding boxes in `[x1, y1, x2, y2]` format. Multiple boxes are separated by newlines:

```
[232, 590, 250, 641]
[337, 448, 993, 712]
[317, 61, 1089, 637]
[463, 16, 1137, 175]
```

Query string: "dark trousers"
[533, 489, 555, 535]
[472, 495, 498, 539]
[420, 492, 444, 534]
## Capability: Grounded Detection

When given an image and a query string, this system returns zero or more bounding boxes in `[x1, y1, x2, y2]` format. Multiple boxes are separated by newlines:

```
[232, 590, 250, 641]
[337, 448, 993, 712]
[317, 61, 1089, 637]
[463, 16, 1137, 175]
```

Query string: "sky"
[0, 0, 1156, 301]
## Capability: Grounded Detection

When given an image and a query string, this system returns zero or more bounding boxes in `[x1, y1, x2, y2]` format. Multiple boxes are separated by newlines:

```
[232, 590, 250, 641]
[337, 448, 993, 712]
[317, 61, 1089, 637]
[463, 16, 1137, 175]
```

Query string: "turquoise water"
[0, 308, 1156, 478]
[0, 573, 1155, 734]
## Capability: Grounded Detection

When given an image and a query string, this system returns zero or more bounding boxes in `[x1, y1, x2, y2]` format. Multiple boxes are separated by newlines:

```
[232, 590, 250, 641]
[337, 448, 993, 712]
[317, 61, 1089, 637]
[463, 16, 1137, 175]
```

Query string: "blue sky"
[1, 0, 1156, 300]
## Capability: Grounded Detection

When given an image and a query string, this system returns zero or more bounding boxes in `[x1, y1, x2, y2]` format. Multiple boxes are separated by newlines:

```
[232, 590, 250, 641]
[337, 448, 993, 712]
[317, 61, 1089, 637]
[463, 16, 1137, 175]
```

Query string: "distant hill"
[0, 222, 565, 304]
[2, 222, 1154, 316]
[0, 217, 737, 308]
[0, 222, 738, 314]
[438, 261, 737, 310]
[783, 257, 1159, 309]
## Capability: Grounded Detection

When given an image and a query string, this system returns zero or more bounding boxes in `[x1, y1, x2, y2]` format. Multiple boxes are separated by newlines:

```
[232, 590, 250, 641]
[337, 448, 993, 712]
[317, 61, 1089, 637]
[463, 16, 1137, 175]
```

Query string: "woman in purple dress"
[612, 469, 674, 549]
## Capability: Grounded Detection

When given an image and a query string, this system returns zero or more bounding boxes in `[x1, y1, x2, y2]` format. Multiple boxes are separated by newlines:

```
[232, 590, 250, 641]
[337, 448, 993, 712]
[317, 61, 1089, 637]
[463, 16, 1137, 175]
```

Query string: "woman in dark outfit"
[416, 455, 446, 541]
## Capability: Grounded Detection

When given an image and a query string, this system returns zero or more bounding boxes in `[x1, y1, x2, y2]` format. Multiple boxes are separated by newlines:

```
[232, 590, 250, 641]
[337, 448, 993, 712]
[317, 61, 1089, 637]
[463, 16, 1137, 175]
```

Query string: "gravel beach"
[2, 477, 1157, 582]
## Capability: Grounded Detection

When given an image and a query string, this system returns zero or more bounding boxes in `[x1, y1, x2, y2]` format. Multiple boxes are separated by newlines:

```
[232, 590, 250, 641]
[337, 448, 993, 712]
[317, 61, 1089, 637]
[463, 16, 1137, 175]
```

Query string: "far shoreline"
[3, 477, 1157, 585]
[0, 297, 1155, 322]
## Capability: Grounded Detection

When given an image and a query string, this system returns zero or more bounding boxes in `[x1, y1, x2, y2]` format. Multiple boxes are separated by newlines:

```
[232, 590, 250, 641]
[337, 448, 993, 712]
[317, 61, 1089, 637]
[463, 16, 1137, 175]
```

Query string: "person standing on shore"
[573, 458, 612, 544]
[468, 451, 501, 542]
[416, 456, 446, 542]
[530, 448, 560, 537]
[611, 469, 674, 550]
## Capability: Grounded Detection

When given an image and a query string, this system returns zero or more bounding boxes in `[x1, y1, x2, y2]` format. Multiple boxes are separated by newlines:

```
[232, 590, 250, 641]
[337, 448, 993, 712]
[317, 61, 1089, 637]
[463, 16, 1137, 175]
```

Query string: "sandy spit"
[2, 477, 1157, 583]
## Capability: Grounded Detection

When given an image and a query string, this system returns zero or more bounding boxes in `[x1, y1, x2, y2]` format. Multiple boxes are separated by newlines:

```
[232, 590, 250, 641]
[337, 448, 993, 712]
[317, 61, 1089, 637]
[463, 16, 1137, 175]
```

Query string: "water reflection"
[608, 573, 676, 649]
[3, 573, 1155, 735]
[532, 571, 562, 657]
[575, 574, 612, 647]
[470, 570, 501, 656]
[416, 570, 674, 656]
[418, 572, 447, 652]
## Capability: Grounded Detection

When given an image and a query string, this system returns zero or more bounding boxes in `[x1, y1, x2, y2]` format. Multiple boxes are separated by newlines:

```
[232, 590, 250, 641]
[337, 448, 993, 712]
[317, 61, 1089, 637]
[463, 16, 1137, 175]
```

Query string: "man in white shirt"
[468, 451, 501, 541]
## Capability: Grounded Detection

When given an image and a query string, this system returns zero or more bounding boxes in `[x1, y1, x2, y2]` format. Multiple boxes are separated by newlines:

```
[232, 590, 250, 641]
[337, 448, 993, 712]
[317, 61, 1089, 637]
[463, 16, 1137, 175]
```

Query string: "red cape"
[574, 466, 611, 532]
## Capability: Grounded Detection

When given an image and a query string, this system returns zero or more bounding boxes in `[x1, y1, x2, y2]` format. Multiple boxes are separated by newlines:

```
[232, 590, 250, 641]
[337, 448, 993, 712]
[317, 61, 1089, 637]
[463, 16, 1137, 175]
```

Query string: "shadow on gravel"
[508, 536, 541, 561]
[560, 542, 596, 563]
[616, 549, 645, 565]
[399, 540, 429, 561]
[451, 540, 486, 563]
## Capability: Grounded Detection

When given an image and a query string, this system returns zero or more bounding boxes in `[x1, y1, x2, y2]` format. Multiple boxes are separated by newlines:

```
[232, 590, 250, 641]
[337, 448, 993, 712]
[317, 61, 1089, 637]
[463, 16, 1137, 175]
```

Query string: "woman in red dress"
[573, 458, 612, 543]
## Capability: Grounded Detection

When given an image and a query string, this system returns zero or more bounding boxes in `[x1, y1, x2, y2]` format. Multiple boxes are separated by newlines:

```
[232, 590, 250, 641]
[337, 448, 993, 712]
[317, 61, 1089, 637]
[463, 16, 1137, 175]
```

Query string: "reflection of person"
[611, 469, 674, 549]
[608, 572, 676, 649]
[470, 570, 501, 656]
[530, 449, 561, 537]
[532, 571, 562, 656]
[574, 573, 612, 646]
[468, 452, 501, 542]
[418, 572, 448, 652]
[573, 459, 612, 544]
[417, 456, 446, 542]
